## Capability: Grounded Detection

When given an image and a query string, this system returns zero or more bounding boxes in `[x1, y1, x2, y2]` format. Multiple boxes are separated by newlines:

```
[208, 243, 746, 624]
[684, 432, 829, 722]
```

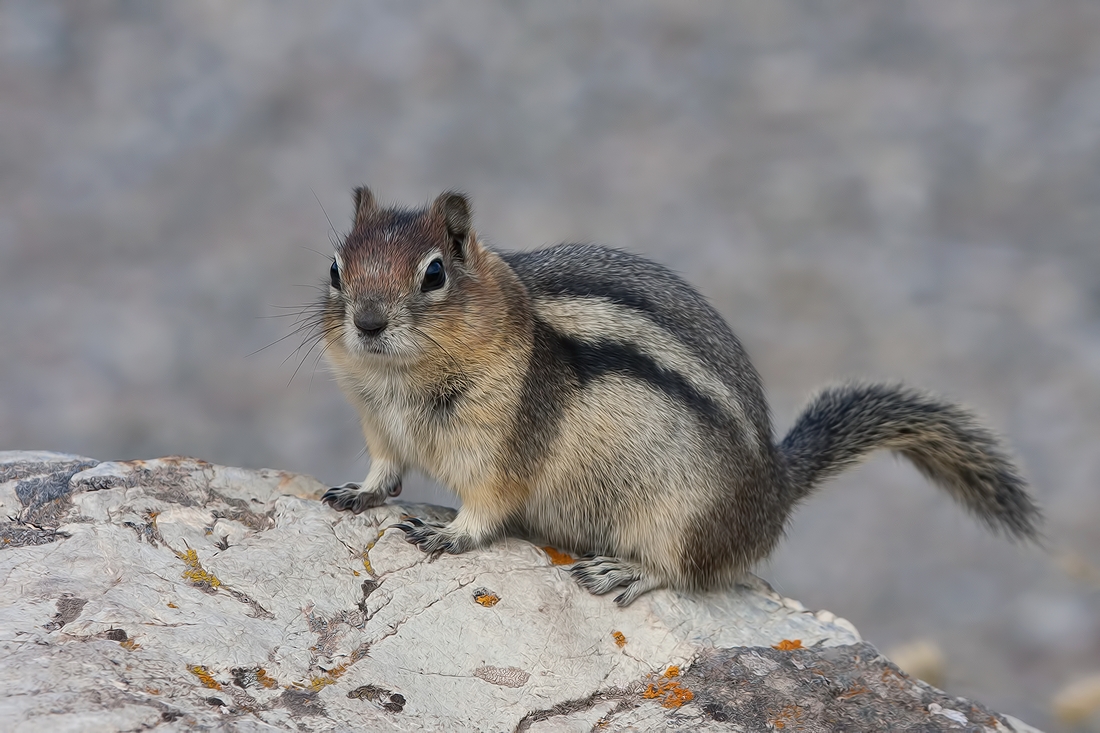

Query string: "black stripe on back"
[557, 333, 732, 434]
[505, 318, 571, 478]
[501, 245, 772, 441]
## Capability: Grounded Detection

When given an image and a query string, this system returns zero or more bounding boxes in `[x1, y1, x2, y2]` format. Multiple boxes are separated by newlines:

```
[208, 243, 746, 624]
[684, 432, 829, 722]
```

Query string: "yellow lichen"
[189, 665, 222, 690]
[120, 638, 140, 651]
[177, 547, 221, 589]
[612, 631, 627, 648]
[361, 531, 385, 574]
[166, 602, 178, 608]
[474, 592, 500, 607]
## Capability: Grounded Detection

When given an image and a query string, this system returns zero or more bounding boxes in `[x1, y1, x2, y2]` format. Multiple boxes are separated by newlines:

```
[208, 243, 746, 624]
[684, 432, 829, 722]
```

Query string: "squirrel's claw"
[321, 483, 388, 514]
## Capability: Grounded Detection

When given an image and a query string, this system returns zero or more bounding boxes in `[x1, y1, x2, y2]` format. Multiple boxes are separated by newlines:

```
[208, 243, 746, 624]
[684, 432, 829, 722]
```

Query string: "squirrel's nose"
[354, 309, 388, 337]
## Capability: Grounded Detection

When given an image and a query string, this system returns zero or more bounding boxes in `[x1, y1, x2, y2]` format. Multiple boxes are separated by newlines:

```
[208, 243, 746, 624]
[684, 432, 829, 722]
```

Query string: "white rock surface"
[0, 452, 1040, 731]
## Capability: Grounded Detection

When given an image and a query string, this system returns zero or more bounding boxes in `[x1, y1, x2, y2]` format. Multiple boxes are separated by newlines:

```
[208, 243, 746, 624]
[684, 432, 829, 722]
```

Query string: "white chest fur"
[338, 362, 504, 498]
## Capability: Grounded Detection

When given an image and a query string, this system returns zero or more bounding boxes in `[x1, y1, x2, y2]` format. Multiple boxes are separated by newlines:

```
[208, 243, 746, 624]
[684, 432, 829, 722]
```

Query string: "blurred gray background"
[2, 1, 1098, 728]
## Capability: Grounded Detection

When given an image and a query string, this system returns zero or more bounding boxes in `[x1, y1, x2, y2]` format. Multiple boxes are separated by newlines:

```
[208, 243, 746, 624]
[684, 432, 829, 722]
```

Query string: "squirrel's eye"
[330, 259, 340, 290]
[422, 258, 446, 292]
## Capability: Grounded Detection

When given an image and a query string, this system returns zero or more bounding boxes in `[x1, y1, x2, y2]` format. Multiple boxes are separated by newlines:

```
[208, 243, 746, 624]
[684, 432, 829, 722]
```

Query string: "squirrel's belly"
[521, 490, 617, 556]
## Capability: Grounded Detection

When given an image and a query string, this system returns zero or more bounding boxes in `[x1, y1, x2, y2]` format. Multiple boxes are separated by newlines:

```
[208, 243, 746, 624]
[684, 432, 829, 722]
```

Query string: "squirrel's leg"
[394, 476, 524, 555]
[322, 457, 404, 515]
[571, 556, 665, 607]
[322, 417, 405, 514]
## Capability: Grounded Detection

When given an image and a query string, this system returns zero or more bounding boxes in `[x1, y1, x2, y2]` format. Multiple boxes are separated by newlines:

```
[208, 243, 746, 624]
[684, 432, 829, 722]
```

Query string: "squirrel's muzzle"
[354, 307, 389, 338]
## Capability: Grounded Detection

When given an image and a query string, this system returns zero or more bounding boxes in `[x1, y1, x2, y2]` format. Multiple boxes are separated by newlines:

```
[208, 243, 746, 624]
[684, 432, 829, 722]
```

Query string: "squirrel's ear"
[432, 191, 472, 259]
[352, 186, 377, 228]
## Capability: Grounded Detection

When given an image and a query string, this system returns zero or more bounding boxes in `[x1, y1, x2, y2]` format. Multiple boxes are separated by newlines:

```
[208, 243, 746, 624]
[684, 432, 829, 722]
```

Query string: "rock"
[1053, 673, 1100, 727]
[0, 451, 1042, 731]
[886, 638, 947, 689]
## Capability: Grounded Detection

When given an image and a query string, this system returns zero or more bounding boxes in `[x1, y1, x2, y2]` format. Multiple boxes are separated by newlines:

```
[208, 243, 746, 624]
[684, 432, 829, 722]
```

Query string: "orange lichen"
[166, 602, 178, 609]
[189, 665, 222, 690]
[880, 666, 906, 689]
[663, 686, 694, 708]
[770, 704, 805, 726]
[542, 546, 575, 565]
[145, 687, 161, 695]
[309, 662, 351, 691]
[176, 548, 221, 589]
[304, 645, 370, 691]
[641, 667, 693, 708]
[838, 684, 868, 699]
[612, 631, 627, 648]
[771, 704, 805, 729]
[772, 639, 803, 651]
[475, 592, 500, 607]
[120, 638, 140, 651]
[255, 669, 279, 689]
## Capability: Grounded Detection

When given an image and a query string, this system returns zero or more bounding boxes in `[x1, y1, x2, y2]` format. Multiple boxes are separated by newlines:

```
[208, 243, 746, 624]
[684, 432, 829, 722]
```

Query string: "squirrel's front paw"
[393, 516, 475, 555]
[322, 477, 402, 514]
[322, 482, 385, 514]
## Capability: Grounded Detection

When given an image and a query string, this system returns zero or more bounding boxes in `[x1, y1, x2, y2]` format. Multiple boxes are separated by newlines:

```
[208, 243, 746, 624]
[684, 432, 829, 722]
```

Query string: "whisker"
[414, 315, 482, 361]
[308, 340, 334, 391]
[311, 186, 341, 249]
[289, 332, 330, 388]
[410, 325, 462, 371]
[282, 318, 336, 367]
[301, 246, 333, 259]
[256, 312, 310, 319]
[248, 317, 326, 358]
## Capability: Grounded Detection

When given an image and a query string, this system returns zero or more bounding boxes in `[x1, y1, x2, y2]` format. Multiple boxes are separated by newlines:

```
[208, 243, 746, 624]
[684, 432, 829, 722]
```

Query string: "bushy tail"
[779, 383, 1040, 540]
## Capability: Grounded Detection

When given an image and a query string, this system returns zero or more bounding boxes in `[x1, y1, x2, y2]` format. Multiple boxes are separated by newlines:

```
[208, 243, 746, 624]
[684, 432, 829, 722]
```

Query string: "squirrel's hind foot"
[571, 556, 664, 607]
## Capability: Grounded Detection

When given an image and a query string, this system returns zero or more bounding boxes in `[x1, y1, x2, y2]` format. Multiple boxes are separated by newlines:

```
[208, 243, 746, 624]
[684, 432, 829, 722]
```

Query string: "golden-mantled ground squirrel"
[314, 187, 1040, 606]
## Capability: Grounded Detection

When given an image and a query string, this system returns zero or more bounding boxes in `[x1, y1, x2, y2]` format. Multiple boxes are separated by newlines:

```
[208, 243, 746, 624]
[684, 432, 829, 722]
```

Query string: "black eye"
[330, 259, 340, 290]
[422, 258, 446, 291]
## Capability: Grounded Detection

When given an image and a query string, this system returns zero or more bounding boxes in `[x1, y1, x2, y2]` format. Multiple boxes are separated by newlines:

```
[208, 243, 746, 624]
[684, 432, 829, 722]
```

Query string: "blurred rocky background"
[1, 2, 1098, 729]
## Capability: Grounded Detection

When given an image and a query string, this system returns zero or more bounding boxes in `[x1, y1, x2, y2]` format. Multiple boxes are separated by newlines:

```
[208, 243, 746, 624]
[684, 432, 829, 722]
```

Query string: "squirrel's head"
[322, 187, 491, 362]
